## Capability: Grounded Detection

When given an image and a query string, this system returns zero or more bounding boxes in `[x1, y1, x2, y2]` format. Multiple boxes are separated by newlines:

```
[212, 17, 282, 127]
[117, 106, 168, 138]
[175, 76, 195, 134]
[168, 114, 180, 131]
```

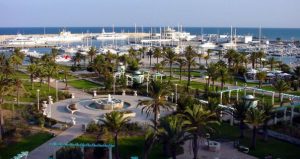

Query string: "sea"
[1, 27, 300, 65]
[0, 27, 300, 41]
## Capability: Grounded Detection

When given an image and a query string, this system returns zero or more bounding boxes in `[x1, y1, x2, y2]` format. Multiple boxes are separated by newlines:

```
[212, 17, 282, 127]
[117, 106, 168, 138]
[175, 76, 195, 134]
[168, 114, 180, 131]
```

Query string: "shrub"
[86, 121, 100, 133]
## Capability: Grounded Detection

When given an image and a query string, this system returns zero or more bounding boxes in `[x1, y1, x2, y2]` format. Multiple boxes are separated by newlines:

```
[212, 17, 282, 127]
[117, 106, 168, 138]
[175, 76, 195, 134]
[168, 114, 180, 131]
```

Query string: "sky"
[0, 0, 299, 28]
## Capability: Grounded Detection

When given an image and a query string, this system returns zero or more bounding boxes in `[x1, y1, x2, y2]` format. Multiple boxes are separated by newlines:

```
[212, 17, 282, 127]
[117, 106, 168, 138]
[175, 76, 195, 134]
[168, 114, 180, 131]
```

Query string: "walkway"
[27, 124, 84, 159]
[177, 140, 257, 159]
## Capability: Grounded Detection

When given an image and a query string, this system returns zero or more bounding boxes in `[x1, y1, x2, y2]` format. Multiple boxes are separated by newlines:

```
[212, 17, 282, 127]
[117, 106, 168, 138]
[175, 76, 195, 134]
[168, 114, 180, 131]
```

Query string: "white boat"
[24, 51, 42, 58]
[55, 54, 72, 62]
[5, 34, 45, 46]
[96, 28, 128, 40]
[40, 29, 83, 43]
[199, 42, 217, 50]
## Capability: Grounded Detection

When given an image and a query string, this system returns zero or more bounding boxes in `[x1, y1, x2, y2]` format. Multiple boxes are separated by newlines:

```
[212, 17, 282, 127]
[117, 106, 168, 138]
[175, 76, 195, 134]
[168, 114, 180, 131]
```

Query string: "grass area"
[212, 123, 300, 159]
[68, 79, 103, 90]
[0, 132, 52, 159]
[72, 134, 164, 159]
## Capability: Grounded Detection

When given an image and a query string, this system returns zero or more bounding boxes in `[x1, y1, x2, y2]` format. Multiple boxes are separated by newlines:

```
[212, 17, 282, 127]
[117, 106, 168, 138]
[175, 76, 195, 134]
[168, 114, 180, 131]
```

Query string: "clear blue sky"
[0, 0, 299, 28]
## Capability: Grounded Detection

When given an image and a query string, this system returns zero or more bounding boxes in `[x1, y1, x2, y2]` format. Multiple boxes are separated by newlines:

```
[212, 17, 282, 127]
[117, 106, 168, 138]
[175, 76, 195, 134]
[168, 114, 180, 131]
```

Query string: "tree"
[88, 46, 97, 63]
[204, 54, 210, 67]
[50, 48, 59, 61]
[0, 75, 15, 140]
[273, 80, 290, 106]
[256, 71, 267, 88]
[249, 52, 257, 69]
[143, 127, 157, 159]
[257, 103, 273, 141]
[158, 116, 191, 159]
[179, 105, 218, 159]
[245, 108, 266, 150]
[268, 57, 277, 71]
[257, 51, 265, 68]
[10, 48, 25, 70]
[224, 49, 236, 68]
[162, 48, 177, 79]
[147, 49, 153, 67]
[233, 100, 251, 138]
[294, 66, 300, 85]
[41, 56, 59, 91]
[137, 80, 172, 130]
[176, 58, 186, 82]
[13, 78, 26, 107]
[72, 52, 83, 67]
[218, 66, 228, 90]
[27, 63, 38, 89]
[206, 63, 218, 88]
[99, 111, 130, 159]
[183, 46, 196, 89]
[153, 47, 162, 64]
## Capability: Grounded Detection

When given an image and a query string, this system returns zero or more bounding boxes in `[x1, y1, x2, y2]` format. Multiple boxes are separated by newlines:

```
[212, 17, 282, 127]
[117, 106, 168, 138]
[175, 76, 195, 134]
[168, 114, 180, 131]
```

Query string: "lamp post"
[146, 77, 149, 96]
[55, 80, 58, 102]
[37, 89, 40, 111]
[206, 133, 210, 150]
[171, 93, 174, 103]
[113, 75, 116, 95]
[175, 84, 178, 104]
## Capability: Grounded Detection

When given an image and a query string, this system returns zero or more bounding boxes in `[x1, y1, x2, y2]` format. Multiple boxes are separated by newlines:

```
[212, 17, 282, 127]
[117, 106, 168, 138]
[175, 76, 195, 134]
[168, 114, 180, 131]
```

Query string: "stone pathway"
[177, 140, 257, 159]
[27, 124, 83, 159]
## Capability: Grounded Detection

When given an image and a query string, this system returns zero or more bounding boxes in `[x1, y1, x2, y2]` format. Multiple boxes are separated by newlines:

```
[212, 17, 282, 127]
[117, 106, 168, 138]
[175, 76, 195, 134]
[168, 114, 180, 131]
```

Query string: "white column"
[146, 77, 149, 95]
[253, 89, 256, 97]
[283, 107, 287, 121]
[236, 90, 239, 101]
[272, 93, 275, 105]
[109, 147, 113, 159]
[37, 89, 40, 111]
[55, 80, 58, 102]
[228, 91, 231, 99]
[280, 94, 284, 104]
[290, 106, 294, 125]
[220, 92, 223, 104]
[230, 112, 234, 126]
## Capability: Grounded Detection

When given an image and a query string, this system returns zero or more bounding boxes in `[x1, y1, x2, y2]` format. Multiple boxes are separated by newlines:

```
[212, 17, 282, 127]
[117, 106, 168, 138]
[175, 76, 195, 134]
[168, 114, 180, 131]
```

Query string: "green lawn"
[68, 79, 103, 90]
[212, 123, 300, 159]
[72, 134, 164, 159]
[0, 132, 52, 159]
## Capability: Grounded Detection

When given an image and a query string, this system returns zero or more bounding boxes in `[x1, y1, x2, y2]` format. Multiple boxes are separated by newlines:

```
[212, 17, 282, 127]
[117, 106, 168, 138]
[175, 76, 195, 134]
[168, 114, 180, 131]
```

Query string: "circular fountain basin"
[87, 98, 130, 110]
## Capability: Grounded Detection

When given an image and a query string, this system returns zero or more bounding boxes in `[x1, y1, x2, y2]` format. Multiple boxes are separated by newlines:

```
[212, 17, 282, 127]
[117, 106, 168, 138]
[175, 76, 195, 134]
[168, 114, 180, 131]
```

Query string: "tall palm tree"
[147, 49, 153, 67]
[162, 48, 177, 79]
[268, 57, 277, 71]
[206, 63, 218, 88]
[176, 58, 186, 82]
[137, 80, 173, 130]
[293, 66, 300, 85]
[100, 111, 130, 159]
[153, 63, 163, 73]
[233, 100, 251, 138]
[257, 50, 265, 68]
[9, 49, 24, 71]
[153, 47, 162, 64]
[184, 46, 196, 89]
[273, 80, 290, 106]
[258, 103, 273, 141]
[0, 75, 15, 140]
[218, 67, 228, 90]
[256, 71, 267, 88]
[42, 60, 59, 91]
[1, 59, 14, 78]
[240, 54, 248, 69]
[27, 63, 38, 89]
[204, 54, 210, 67]
[158, 116, 191, 159]
[73, 52, 83, 66]
[245, 108, 266, 150]
[179, 105, 218, 159]
[249, 52, 258, 69]
[224, 49, 236, 68]
[143, 127, 157, 159]
[50, 48, 58, 61]
[88, 46, 97, 63]
[13, 78, 26, 107]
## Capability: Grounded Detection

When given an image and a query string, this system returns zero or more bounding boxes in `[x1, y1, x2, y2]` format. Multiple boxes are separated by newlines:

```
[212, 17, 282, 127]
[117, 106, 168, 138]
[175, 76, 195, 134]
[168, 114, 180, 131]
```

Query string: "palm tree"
[153, 63, 163, 73]
[9, 49, 24, 71]
[27, 64, 38, 89]
[179, 105, 218, 159]
[206, 63, 218, 88]
[158, 116, 191, 159]
[50, 48, 58, 61]
[273, 80, 290, 106]
[256, 71, 267, 88]
[176, 58, 186, 82]
[147, 49, 153, 67]
[240, 54, 248, 69]
[268, 57, 277, 71]
[1, 59, 14, 78]
[204, 54, 210, 67]
[162, 48, 177, 79]
[183, 46, 196, 89]
[42, 60, 59, 91]
[218, 67, 228, 90]
[224, 49, 236, 68]
[100, 111, 130, 159]
[217, 50, 223, 60]
[137, 80, 173, 130]
[143, 127, 157, 159]
[13, 78, 25, 107]
[0, 75, 15, 140]
[88, 46, 97, 63]
[233, 100, 251, 138]
[257, 50, 265, 68]
[258, 103, 273, 141]
[245, 108, 266, 150]
[153, 47, 162, 64]
[293, 66, 300, 85]
[249, 52, 258, 69]
[73, 52, 83, 66]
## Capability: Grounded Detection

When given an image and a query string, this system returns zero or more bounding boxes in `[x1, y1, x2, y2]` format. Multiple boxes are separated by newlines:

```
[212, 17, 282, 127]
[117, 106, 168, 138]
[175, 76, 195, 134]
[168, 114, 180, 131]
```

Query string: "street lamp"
[146, 77, 149, 96]
[37, 89, 40, 111]
[171, 93, 174, 103]
[113, 75, 116, 95]
[243, 95, 258, 109]
[55, 80, 58, 102]
[206, 133, 210, 149]
[175, 84, 178, 104]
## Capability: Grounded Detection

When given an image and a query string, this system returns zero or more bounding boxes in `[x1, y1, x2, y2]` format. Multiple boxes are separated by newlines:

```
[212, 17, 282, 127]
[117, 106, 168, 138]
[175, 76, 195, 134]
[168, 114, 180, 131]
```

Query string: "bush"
[56, 147, 83, 159]
[86, 121, 100, 133]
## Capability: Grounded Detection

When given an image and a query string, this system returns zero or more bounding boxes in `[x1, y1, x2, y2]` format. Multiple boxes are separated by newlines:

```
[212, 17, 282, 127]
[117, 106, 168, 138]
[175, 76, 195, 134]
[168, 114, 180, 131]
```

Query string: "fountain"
[87, 94, 129, 110]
